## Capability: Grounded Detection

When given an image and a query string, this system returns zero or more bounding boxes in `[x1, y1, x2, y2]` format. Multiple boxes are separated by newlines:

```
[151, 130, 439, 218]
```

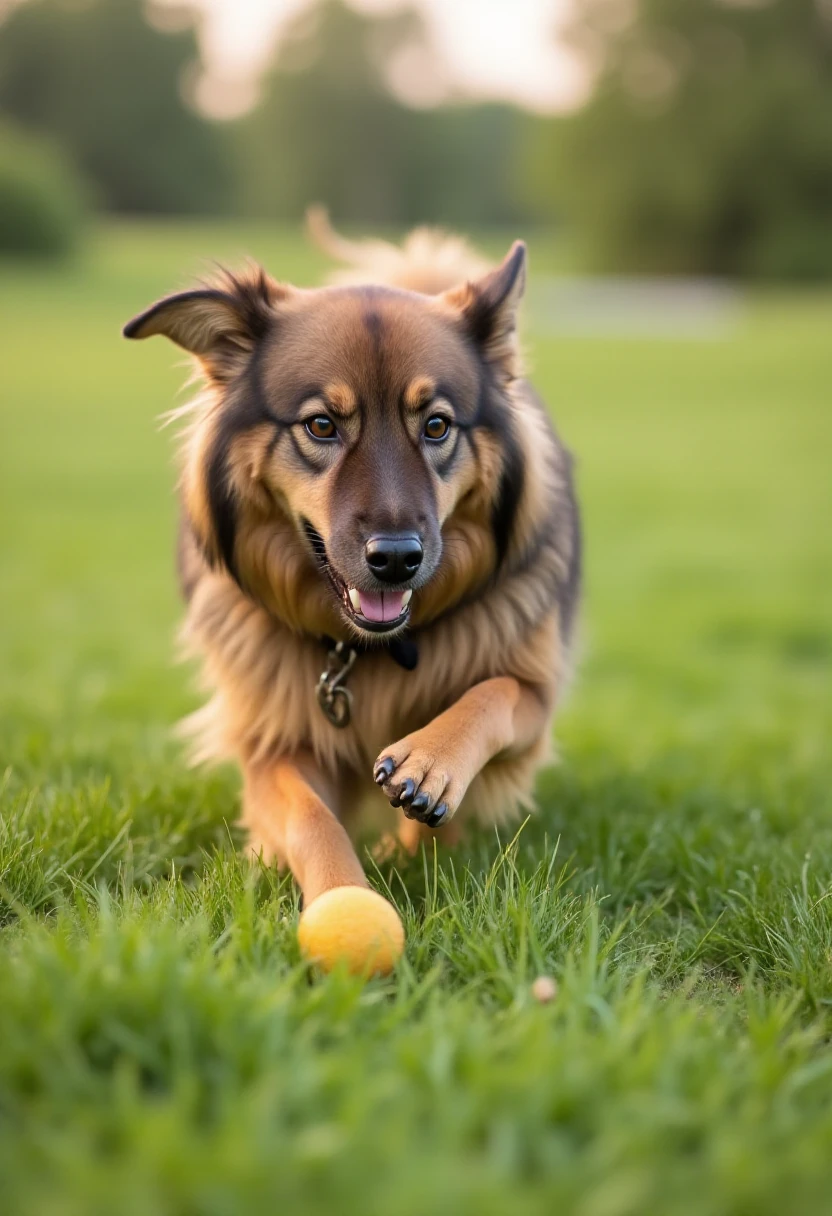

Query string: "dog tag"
[316, 641, 357, 728]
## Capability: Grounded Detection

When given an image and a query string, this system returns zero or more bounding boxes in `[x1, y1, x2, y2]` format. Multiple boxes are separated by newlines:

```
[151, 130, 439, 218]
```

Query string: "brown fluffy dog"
[124, 217, 580, 908]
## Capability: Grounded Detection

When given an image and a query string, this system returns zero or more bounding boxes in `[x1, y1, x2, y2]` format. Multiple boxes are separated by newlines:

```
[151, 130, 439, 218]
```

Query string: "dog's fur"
[124, 214, 580, 905]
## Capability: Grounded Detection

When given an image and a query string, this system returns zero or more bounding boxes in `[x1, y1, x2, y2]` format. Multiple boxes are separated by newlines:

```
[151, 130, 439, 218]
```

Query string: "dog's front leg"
[373, 677, 549, 827]
[243, 753, 367, 905]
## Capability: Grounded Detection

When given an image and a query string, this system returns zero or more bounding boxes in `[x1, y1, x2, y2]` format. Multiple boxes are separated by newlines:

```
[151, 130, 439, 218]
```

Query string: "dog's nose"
[365, 534, 423, 584]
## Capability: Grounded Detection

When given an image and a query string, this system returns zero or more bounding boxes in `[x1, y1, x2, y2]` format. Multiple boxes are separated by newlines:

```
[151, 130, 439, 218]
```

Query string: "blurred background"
[1, 0, 831, 275]
[0, 0, 829, 767]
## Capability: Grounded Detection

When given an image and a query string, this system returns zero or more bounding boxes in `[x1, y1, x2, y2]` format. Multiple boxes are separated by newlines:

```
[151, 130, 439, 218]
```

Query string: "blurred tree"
[236, 0, 536, 226]
[0, 0, 231, 214]
[535, 0, 832, 277]
[0, 118, 88, 257]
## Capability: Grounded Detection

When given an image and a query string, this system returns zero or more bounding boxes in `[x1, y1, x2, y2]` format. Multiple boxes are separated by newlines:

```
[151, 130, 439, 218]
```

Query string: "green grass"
[1, 220, 831, 1216]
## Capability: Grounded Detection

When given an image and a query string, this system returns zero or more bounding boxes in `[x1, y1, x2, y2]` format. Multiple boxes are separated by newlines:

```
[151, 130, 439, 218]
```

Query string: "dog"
[123, 212, 581, 911]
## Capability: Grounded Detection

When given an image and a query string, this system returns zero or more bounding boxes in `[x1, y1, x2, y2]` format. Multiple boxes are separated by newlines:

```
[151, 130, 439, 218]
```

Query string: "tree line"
[1, 0, 830, 277]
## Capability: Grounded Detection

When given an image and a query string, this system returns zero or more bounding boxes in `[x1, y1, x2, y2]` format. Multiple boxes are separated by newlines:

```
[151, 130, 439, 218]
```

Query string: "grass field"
[1, 221, 831, 1216]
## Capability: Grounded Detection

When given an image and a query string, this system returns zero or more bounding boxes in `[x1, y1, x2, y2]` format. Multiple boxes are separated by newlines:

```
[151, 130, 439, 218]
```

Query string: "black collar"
[321, 633, 419, 671]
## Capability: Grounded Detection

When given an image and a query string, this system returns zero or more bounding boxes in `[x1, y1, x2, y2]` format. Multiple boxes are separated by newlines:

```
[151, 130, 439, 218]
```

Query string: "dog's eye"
[424, 415, 451, 442]
[306, 416, 337, 441]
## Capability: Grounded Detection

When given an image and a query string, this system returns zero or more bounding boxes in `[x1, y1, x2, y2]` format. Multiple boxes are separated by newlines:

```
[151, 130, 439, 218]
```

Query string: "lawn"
[1, 221, 831, 1216]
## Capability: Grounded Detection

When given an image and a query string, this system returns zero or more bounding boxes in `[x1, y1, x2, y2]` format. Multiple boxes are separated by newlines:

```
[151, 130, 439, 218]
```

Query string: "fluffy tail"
[305, 204, 492, 295]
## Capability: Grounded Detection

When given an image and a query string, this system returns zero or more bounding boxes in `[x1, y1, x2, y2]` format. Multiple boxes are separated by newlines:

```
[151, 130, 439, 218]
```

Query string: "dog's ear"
[443, 241, 526, 380]
[123, 268, 287, 382]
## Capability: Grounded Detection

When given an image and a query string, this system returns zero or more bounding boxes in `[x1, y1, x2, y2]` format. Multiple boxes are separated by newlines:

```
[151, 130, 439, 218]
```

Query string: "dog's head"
[124, 242, 526, 640]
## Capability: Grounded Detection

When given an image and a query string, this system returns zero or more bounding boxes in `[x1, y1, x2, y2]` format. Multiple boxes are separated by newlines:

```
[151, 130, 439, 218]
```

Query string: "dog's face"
[124, 243, 526, 640]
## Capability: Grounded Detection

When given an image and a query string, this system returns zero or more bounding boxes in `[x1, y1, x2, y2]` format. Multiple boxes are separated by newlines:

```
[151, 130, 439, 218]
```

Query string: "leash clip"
[316, 641, 357, 728]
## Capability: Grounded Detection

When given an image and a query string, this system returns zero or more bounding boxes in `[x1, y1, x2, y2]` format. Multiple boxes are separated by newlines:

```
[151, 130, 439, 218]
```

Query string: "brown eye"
[306, 416, 337, 441]
[424, 415, 450, 442]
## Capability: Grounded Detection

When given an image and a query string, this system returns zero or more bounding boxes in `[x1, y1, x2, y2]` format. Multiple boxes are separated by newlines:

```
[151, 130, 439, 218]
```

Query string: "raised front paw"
[373, 738, 464, 828]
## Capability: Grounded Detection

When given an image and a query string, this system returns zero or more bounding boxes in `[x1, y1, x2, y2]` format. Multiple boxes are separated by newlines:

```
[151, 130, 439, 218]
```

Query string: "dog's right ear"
[123, 269, 287, 382]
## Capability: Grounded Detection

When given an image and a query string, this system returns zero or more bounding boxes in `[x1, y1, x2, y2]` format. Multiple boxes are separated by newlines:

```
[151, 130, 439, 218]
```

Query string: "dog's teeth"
[348, 588, 361, 612]
[401, 590, 412, 608]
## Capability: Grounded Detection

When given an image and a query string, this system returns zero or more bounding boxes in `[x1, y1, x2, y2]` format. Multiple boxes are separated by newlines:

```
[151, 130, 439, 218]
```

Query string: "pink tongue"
[358, 590, 405, 623]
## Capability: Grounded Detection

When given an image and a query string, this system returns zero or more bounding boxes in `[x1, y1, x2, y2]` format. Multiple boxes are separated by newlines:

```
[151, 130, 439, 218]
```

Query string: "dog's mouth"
[303, 521, 412, 636]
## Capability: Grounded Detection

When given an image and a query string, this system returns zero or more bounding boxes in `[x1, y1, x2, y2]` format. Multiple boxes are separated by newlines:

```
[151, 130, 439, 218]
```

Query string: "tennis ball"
[298, 886, 405, 976]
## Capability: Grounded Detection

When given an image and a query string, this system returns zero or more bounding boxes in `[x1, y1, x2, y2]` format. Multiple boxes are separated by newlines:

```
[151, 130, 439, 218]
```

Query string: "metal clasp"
[316, 641, 357, 728]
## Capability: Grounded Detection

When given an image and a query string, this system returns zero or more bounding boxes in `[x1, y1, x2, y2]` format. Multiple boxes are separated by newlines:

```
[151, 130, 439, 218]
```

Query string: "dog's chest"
[306, 640, 480, 765]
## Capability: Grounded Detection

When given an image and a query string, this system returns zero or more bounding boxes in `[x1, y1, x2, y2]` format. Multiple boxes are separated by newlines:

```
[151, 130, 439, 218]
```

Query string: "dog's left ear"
[123, 268, 287, 382]
[443, 240, 526, 380]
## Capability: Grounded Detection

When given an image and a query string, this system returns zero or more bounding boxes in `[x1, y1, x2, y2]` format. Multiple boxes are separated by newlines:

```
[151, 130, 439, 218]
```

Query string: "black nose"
[365, 534, 423, 584]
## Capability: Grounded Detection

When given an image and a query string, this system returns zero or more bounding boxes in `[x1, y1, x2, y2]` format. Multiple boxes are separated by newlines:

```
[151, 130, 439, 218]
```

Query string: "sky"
[156, 0, 585, 118]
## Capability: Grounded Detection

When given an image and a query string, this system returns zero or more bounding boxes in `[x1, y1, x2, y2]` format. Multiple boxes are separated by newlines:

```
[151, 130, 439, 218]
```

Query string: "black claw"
[426, 803, 449, 828]
[409, 792, 432, 819]
[374, 757, 395, 784]
[398, 778, 416, 805]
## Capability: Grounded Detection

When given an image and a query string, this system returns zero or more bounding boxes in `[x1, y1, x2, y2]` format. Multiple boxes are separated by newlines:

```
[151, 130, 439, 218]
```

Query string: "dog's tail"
[305, 204, 492, 295]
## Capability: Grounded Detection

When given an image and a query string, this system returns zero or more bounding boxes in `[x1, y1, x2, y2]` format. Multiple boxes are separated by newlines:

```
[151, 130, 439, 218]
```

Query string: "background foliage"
[1, 0, 830, 276]
[0, 0, 230, 216]
[0, 117, 87, 255]
[545, 0, 832, 277]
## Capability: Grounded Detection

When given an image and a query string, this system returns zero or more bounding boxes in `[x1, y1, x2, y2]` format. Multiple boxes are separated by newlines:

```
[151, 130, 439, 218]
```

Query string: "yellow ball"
[298, 886, 405, 977]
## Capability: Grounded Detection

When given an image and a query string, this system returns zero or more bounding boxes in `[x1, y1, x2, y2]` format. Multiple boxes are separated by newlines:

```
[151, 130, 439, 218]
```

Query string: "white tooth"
[348, 588, 361, 612]
[401, 590, 412, 608]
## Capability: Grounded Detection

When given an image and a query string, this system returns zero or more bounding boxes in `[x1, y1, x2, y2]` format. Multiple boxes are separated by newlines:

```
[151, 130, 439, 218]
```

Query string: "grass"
[1, 220, 831, 1215]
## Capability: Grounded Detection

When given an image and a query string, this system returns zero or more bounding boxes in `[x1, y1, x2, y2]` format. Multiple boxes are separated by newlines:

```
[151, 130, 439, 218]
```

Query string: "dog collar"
[316, 634, 419, 728]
